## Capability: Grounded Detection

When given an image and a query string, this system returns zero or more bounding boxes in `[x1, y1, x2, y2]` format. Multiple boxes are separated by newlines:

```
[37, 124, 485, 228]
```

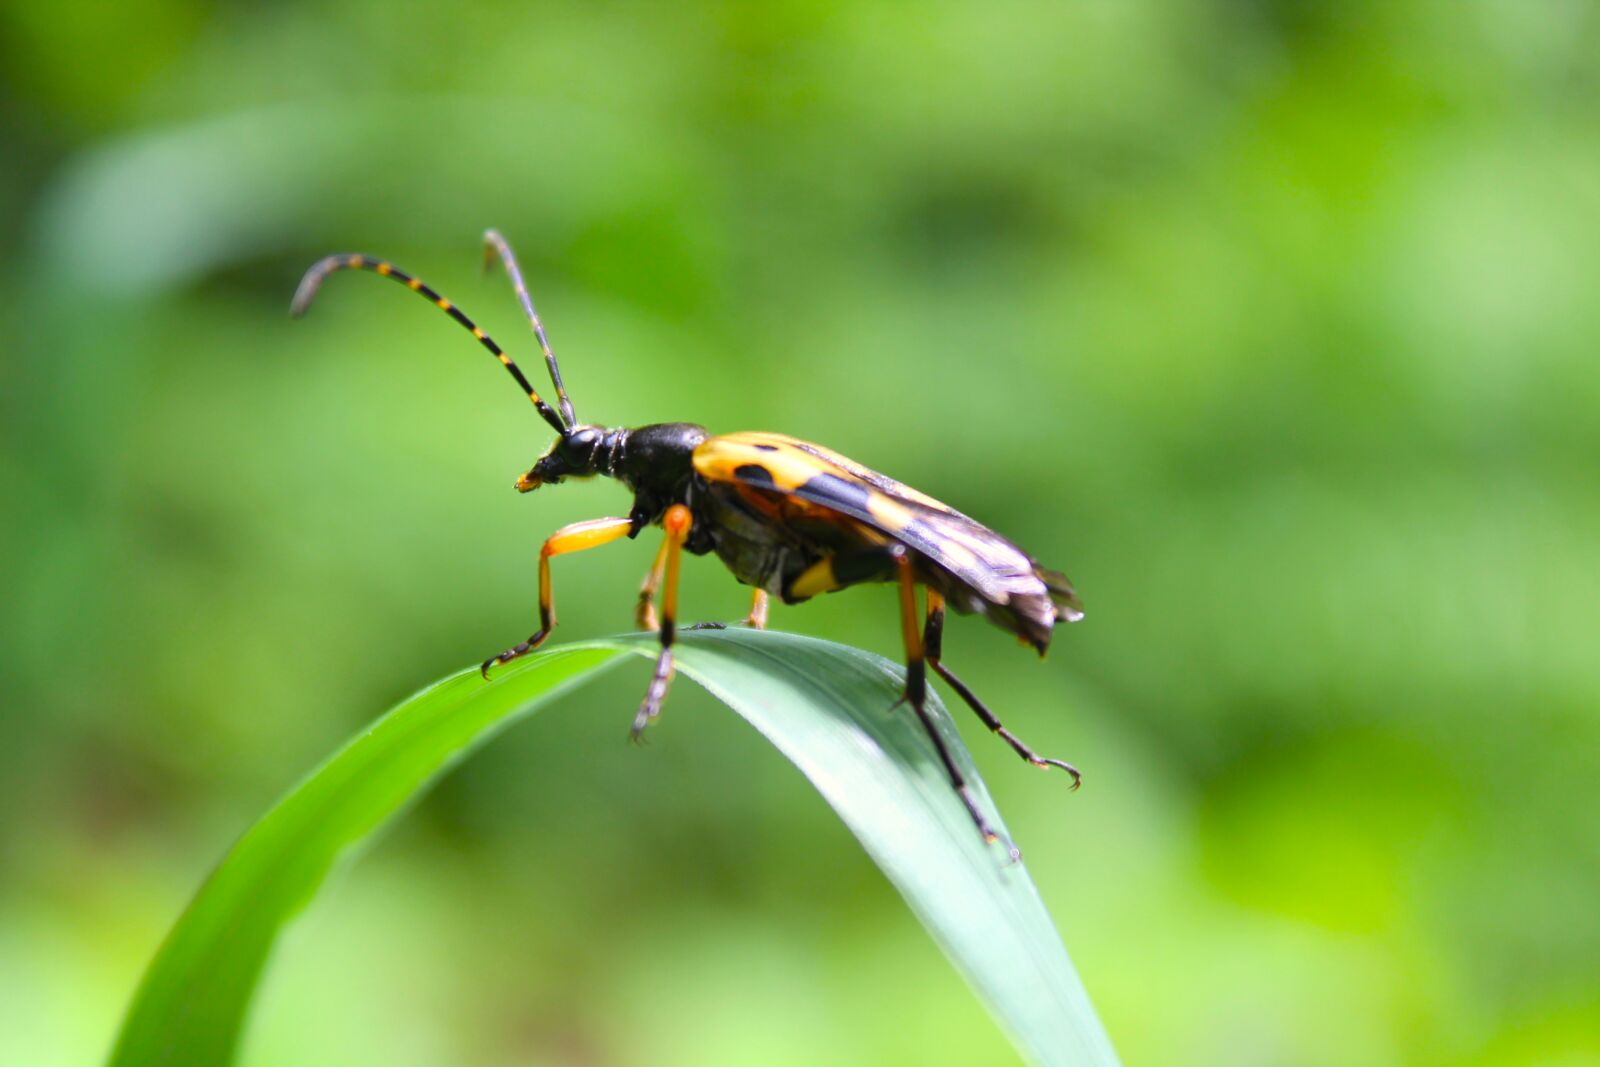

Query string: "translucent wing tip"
[1038, 567, 1085, 623]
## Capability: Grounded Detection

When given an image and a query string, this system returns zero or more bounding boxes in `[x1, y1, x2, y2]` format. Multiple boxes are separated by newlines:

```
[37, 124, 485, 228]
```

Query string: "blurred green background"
[3, 2, 1597, 1064]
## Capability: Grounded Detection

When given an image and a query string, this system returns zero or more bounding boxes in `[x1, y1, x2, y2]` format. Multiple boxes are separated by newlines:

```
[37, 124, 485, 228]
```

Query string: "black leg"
[924, 589, 1080, 788]
[893, 548, 1019, 861]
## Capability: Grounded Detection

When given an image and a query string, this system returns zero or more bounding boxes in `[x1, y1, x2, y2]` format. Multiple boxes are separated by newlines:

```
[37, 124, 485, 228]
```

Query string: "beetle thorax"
[613, 422, 709, 497]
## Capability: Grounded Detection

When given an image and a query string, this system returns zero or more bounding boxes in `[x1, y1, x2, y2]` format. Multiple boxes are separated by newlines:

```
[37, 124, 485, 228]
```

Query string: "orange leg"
[481, 517, 633, 677]
[631, 504, 693, 739]
[892, 548, 1017, 860]
[636, 537, 671, 631]
[744, 588, 770, 629]
[924, 589, 1080, 788]
[682, 586, 767, 632]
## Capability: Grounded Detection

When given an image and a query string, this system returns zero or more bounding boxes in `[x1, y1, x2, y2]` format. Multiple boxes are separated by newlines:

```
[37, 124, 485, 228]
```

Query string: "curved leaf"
[108, 630, 1117, 1067]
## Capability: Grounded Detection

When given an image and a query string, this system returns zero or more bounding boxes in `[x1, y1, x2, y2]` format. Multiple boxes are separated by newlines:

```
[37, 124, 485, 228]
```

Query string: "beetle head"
[516, 424, 608, 492]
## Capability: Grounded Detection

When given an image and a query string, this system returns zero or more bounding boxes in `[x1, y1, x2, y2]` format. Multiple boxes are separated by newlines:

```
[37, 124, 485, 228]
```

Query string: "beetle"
[292, 230, 1084, 858]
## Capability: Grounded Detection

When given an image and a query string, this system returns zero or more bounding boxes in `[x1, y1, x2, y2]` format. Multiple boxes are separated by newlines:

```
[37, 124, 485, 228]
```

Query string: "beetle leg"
[893, 547, 1019, 861]
[631, 504, 693, 740]
[635, 537, 670, 631]
[924, 589, 1081, 789]
[482, 517, 634, 678]
[744, 588, 770, 629]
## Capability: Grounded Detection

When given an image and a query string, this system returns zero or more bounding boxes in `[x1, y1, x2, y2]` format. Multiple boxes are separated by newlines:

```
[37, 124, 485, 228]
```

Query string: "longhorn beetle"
[292, 230, 1085, 859]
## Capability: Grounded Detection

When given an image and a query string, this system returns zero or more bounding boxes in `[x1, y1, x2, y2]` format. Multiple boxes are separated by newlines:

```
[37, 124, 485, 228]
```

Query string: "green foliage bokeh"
[2, 3, 1596, 1065]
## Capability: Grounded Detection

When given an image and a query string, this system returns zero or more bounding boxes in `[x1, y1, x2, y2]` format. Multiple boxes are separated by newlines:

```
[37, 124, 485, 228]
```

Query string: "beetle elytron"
[292, 231, 1085, 858]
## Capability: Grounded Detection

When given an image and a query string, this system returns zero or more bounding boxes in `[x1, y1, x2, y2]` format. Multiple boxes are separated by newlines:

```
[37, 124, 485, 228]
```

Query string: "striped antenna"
[482, 229, 576, 428]
[291, 253, 569, 436]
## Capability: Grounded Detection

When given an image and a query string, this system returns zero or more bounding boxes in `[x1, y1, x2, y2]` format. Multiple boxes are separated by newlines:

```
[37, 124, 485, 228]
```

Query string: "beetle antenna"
[292, 253, 569, 436]
[482, 229, 576, 429]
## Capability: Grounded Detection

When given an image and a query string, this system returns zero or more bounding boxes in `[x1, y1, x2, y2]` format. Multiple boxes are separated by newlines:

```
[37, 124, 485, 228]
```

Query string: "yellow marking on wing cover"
[695, 432, 1023, 599]
[866, 494, 915, 529]
[702, 432, 960, 512]
[697, 433, 962, 545]
[693, 434, 816, 492]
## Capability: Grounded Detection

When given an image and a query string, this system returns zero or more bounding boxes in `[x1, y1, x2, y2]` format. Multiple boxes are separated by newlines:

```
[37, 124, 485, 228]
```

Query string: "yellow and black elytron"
[293, 231, 1085, 858]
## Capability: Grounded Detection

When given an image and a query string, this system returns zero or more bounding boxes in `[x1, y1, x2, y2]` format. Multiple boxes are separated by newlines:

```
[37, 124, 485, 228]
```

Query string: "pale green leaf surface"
[108, 629, 1117, 1067]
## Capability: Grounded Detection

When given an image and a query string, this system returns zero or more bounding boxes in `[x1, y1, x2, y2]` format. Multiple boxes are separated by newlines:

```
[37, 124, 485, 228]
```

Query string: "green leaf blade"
[108, 646, 628, 1067]
[109, 631, 1117, 1067]
[649, 630, 1120, 1067]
